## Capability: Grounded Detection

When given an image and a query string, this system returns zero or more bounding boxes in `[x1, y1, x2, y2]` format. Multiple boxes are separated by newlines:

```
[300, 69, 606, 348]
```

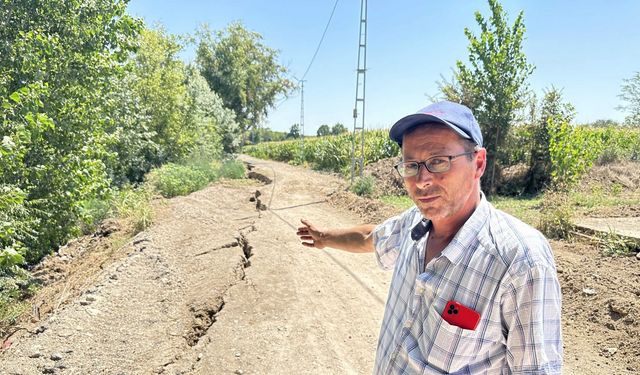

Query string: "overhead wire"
[301, 0, 341, 81]
[269, 0, 340, 127]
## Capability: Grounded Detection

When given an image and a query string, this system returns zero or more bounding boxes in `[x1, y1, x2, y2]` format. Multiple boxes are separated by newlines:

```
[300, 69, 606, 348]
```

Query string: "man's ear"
[474, 147, 487, 179]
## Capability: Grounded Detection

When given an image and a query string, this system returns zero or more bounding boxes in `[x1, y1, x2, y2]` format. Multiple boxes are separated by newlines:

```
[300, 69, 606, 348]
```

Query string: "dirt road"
[0, 156, 391, 374]
[1, 156, 638, 374]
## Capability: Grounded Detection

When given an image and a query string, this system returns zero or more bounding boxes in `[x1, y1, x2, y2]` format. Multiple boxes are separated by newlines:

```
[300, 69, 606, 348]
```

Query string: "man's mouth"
[418, 196, 439, 203]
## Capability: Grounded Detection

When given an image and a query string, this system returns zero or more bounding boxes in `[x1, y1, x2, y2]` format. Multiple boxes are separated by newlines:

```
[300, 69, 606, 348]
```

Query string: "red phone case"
[441, 300, 480, 330]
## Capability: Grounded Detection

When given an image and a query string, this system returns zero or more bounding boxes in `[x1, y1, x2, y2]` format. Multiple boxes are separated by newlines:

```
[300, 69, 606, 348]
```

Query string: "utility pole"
[350, 0, 367, 183]
[299, 79, 306, 150]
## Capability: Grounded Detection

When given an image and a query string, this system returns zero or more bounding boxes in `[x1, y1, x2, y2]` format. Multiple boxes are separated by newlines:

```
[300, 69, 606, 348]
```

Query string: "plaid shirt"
[372, 195, 562, 374]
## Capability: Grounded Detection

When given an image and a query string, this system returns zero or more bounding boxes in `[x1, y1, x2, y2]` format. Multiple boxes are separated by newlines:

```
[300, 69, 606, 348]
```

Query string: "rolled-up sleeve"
[372, 207, 418, 270]
[501, 265, 563, 374]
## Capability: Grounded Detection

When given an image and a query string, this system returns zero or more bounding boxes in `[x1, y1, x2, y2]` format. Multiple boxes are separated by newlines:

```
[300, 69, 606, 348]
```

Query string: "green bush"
[148, 163, 208, 198]
[78, 198, 113, 235]
[351, 176, 374, 197]
[537, 191, 573, 239]
[147, 158, 243, 198]
[111, 186, 154, 233]
[218, 160, 246, 179]
[548, 120, 604, 189]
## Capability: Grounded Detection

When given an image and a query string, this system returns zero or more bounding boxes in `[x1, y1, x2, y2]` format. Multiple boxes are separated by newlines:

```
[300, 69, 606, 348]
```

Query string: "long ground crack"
[184, 225, 256, 347]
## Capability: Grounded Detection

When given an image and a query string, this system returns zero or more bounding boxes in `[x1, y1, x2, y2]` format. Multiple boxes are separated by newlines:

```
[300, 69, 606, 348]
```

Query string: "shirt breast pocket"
[417, 305, 481, 373]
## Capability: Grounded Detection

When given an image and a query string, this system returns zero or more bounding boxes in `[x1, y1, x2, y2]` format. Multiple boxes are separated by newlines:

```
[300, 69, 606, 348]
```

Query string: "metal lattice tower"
[299, 80, 306, 149]
[350, 0, 368, 183]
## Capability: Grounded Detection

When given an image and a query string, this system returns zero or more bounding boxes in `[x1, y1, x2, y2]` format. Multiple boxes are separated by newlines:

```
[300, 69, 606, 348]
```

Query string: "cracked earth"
[0, 156, 391, 374]
[1, 156, 638, 374]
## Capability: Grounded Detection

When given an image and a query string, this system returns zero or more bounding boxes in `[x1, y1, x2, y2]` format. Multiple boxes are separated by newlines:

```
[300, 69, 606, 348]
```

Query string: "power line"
[301, 0, 340, 81]
[269, 0, 340, 133]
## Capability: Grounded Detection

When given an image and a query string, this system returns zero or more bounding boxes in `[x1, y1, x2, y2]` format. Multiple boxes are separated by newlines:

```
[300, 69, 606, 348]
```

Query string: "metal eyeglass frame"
[394, 151, 477, 177]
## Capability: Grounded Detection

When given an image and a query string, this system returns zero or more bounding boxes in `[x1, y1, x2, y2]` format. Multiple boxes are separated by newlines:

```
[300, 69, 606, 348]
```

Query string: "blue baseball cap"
[389, 101, 483, 147]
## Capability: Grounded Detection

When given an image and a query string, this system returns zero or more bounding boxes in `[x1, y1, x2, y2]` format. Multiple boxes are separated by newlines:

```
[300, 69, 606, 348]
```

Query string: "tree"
[287, 124, 301, 139]
[196, 22, 295, 135]
[317, 124, 331, 137]
[525, 87, 575, 193]
[441, 0, 534, 194]
[0, 0, 141, 262]
[183, 66, 238, 158]
[105, 27, 189, 185]
[587, 119, 620, 128]
[618, 71, 640, 127]
[331, 122, 348, 135]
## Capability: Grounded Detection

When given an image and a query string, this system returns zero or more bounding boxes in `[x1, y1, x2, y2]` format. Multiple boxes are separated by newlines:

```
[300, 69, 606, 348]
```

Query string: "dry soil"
[0, 156, 638, 374]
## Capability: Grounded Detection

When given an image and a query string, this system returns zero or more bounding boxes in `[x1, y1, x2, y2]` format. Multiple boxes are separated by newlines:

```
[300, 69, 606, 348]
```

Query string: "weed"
[0, 267, 38, 331]
[538, 191, 574, 239]
[218, 159, 246, 179]
[112, 186, 154, 233]
[351, 176, 374, 197]
[599, 230, 638, 256]
[78, 198, 112, 235]
[147, 163, 210, 198]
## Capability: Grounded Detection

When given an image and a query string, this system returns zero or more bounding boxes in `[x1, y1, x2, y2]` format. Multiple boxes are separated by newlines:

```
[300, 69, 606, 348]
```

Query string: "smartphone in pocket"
[442, 300, 480, 330]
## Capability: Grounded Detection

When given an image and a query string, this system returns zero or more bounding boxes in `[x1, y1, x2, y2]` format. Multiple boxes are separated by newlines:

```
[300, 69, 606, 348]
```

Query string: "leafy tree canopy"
[196, 22, 295, 134]
[618, 71, 640, 127]
[331, 123, 348, 135]
[440, 0, 534, 194]
[317, 124, 331, 137]
[287, 124, 301, 139]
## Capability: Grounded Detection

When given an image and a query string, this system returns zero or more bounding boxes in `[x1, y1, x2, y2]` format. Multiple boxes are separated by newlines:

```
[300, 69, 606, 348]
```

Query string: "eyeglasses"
[394, 152, 476, 177]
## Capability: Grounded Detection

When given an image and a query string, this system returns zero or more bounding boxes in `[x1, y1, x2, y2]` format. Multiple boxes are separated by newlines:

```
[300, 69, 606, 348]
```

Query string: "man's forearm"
[322, 224, 376, 253]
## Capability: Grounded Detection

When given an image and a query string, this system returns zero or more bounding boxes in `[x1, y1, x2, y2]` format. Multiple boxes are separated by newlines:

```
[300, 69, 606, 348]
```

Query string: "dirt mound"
[579, 161, 640, 194]
[363, 156, 405, 197]
[497, 163, 530, 195]
[2, 219, 133, 337]
[328, 191, 402, 225]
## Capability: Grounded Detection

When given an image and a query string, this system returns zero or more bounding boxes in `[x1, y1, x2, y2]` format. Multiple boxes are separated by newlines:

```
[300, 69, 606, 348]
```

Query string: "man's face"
[401, 125, 485, 222]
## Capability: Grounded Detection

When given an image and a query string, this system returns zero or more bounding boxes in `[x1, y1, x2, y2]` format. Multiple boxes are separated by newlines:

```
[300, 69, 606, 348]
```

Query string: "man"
[296, 101, 562, 374]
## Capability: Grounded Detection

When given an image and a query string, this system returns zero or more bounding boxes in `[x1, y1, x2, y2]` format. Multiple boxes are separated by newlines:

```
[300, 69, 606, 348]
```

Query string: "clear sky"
[127, 0, 640, 135]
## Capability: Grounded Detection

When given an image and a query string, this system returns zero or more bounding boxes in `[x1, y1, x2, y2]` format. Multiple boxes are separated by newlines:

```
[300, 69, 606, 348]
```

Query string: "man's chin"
[415, 203, 441, 220]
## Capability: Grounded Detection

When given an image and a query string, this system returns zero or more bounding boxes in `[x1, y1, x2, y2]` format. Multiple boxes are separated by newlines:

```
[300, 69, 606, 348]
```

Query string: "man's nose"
[415, 163, 435, 186]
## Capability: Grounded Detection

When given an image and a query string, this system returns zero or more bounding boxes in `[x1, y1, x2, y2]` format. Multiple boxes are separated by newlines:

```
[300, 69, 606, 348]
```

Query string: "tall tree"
[331, 123, 348, 135]
[441, 0, 534, 194]
[317, 124, 331, 137]
[525, 87, 575, 193]
[286, 124, 301, 139]
[618, 71, 640, 126]
[196, 22, 295, 138]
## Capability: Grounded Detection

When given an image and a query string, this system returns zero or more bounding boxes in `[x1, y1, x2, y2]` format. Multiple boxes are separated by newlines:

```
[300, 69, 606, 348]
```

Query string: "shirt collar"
[438, 192, 490, 265]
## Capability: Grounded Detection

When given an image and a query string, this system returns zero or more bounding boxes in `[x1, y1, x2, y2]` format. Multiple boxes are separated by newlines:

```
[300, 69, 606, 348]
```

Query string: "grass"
[0, 269, 38, 334]
[112, 186, 155, 233]
[0, 299, 29, 331]
[489, 195, 544, 227]
[147, 158, 246, 198]
[569, 189, 640, 215]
